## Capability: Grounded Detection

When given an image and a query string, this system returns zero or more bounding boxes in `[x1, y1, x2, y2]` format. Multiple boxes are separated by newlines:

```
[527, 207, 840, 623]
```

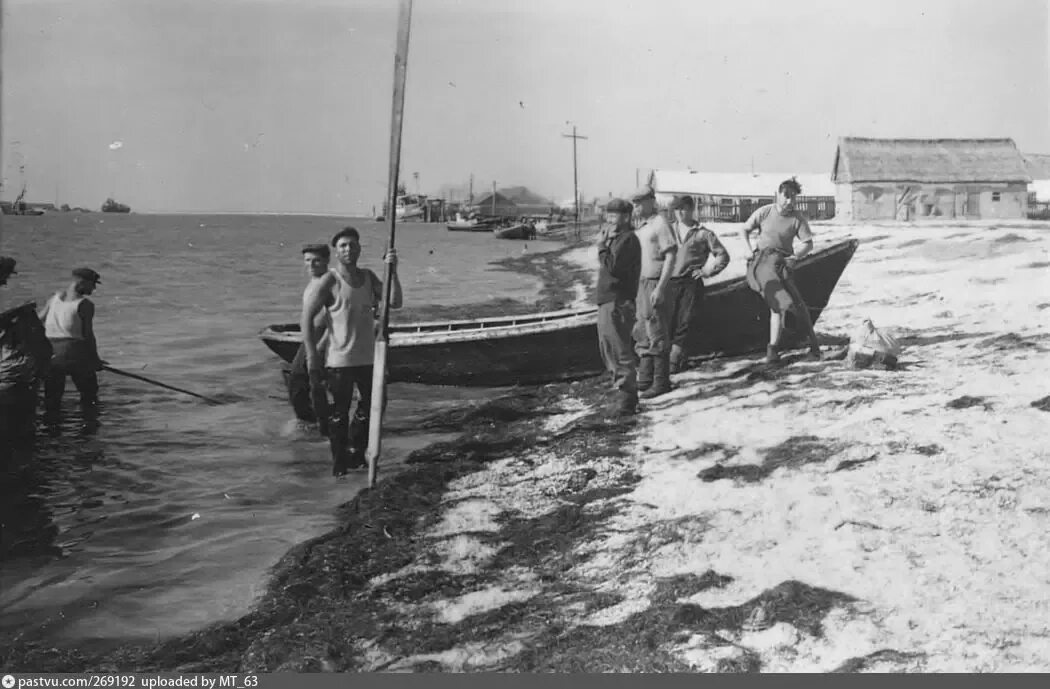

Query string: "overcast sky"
[2, 0, 1048, 214]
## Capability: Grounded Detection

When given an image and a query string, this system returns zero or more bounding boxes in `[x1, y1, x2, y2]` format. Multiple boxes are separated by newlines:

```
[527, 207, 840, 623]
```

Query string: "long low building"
[832, 137, 1032, 221]
[650, 170, 836, 222]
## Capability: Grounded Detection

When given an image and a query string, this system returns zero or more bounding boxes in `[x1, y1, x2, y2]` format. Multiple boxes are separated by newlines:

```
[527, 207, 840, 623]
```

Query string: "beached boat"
[258, 239, 859, 387]
[446, 218, 496, 231]
[493, 223, 534, 239]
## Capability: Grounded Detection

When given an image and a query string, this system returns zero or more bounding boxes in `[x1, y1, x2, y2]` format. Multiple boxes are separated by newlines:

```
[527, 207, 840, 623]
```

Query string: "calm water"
[0, 213, 561, 648]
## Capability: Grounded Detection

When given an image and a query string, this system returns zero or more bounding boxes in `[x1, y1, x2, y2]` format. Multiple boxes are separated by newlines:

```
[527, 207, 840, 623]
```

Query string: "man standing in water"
[1, 256, 52, 440]
[594, 198, 641, 416]
[38, 267, 105, 417]
[740, 178, 822, 363]
[666, 195, 730, 373]
[288, 244, 332, 433]
[300, 228, 402, 476]
[630, 184, 677, 399]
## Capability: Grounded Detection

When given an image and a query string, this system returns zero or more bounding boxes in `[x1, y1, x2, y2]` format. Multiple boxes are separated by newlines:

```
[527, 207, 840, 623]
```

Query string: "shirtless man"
[300, 227, 402, 476]
[740, 178, 822, 363]
[288, 244, 332, 432]
[38, 268, 105, 416]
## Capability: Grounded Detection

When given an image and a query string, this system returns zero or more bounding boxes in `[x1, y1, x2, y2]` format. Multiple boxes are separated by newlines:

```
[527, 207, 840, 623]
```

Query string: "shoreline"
[6, 220, 1050, 672]
[0, 231, 604, 671]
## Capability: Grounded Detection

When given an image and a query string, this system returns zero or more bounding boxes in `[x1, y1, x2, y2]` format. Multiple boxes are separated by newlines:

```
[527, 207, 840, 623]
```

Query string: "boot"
[640, 353, 671, 399]
[669, 344, 687, 374]
[637, 356, 654, 392]
[610, 389, 639, 416]
[765, 345, 780, 364]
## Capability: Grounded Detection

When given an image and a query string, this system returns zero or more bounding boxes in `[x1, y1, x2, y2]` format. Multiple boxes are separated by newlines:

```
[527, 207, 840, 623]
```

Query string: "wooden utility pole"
[562, 125, 588, 239]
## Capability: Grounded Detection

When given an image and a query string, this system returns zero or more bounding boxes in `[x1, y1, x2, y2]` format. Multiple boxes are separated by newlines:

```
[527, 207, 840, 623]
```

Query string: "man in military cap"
[288, 243, 332, 432]
[595, 198, 641, 416]
[39, 267, 105, 416]
[666, 195, 730, 373]
[630, 184, 677, 398]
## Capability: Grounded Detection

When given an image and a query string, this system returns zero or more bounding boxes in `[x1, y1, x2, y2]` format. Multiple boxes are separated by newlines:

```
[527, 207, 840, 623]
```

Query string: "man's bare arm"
[300, 276, 332, 370]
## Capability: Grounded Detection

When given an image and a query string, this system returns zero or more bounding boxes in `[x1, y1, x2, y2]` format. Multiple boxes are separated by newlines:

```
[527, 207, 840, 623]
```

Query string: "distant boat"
[101, 197, 131, 213]
[395, 194, 425, 220]
[493, 223, 534, 239]
[2, 185, 45, 215]
[447, 217, 496, 231]
[259, 239, 860, 387]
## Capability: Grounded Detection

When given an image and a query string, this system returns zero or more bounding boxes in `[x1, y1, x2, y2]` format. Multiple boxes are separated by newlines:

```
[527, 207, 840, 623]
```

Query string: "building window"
[992, 192, 1001, 202]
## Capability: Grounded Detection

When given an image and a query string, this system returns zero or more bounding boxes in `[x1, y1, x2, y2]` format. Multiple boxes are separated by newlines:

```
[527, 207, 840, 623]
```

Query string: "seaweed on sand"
[698, 435, 843, 484]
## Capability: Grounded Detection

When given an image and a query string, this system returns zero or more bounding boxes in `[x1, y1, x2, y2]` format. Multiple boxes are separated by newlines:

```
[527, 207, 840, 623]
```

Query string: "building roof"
[832, 137, 1032, 184]
[651, 170, 835, 198]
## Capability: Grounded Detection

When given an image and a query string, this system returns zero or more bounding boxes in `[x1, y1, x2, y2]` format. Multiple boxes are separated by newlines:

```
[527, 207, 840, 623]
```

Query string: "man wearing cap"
[667, 195, 730, 373]
[38, 267, 105, 416]
[630, 184, 677, 398]
[287, 244, 332, 432]
[1, 257, 52, 440]
[594, 198, 641, 416]
[300, 227, 402, 477]
[741, 177, 822, 363]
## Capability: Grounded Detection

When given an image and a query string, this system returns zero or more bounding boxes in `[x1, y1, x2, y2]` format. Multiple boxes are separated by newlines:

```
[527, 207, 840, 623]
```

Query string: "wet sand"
[5, 219, 1050, 672]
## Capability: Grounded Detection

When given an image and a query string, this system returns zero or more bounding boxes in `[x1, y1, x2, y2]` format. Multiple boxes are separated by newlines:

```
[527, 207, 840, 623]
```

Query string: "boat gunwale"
[259, 238, 858, 350]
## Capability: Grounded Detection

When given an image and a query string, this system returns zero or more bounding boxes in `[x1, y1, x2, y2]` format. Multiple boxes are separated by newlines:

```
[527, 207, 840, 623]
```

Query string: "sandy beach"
[5, 219, 1050, 673]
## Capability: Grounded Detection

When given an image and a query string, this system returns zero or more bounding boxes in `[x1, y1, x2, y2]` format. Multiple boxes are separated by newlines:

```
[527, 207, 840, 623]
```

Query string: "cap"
[630, 184, 656, 202]
[72, 267, 102, 284]
[301, 243, 331, 257]
[669, 195, 695, 210]
[0, 256, 17, 280]
[605, 198, 632, 214]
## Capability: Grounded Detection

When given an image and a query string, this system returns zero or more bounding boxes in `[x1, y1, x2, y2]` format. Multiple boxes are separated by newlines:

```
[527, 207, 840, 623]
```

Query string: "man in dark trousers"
[287, 243, 332, 432]
[595, 198, 641, 416]
[300, 227, 402, 476]
[667, 195, 730, 373]
[38, 267, 105, 418]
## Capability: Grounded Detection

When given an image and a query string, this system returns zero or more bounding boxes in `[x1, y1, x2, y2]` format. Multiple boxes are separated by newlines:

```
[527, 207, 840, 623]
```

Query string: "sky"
[1, 0, 1048, 214]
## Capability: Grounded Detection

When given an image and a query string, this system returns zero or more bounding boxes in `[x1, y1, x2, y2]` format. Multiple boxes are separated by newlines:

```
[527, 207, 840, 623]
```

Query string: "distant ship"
[1, 186, 45, 215]
[394, 194, 425, 221]
[101, 197, 131, 213]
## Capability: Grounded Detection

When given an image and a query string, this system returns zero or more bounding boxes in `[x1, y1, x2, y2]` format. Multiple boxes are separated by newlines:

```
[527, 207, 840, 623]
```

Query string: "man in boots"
[741, 177, 822, 363]
[595, 198, 641, 416]
[667, 195, 730, 373]
[630, 184, 677, 399]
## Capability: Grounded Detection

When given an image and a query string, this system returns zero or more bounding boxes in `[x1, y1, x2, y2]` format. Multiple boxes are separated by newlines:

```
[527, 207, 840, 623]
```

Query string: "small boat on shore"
[259, 239, 859, 387]
[446, 218, 496, 232]
[493, 223, 535, 240]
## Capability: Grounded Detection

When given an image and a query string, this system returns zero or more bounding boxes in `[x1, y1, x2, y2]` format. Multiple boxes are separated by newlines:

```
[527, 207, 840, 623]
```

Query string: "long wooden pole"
[102, 365, 225, 405]
[366, 0, 413, 488]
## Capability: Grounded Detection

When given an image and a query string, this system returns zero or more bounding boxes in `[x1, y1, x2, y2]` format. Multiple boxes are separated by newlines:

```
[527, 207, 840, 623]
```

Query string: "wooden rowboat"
[446, 219, 496, 231]
[493, 223, 534, 239]
[259, 239, 859, 387]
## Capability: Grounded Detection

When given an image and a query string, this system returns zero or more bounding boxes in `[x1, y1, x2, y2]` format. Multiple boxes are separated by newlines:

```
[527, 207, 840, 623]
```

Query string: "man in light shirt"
[740, 178, 822, 363]
[629, 184, 677, 399]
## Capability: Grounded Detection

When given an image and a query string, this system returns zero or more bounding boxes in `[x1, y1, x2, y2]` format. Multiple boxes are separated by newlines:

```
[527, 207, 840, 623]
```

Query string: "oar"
[102, 365, 225, 405]
[366, 0, 413, 489]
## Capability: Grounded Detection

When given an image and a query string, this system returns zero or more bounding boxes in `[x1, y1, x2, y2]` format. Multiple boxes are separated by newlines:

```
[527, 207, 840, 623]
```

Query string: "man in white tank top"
[300, 227, 402, 476]
[38, 267, 105, 417]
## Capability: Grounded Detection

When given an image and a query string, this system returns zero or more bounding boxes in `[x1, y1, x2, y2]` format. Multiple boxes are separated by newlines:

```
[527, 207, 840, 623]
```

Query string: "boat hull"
[259, 239, 858, 387]
[493, 224, 531, 239]
[446, 221, 495, 231]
